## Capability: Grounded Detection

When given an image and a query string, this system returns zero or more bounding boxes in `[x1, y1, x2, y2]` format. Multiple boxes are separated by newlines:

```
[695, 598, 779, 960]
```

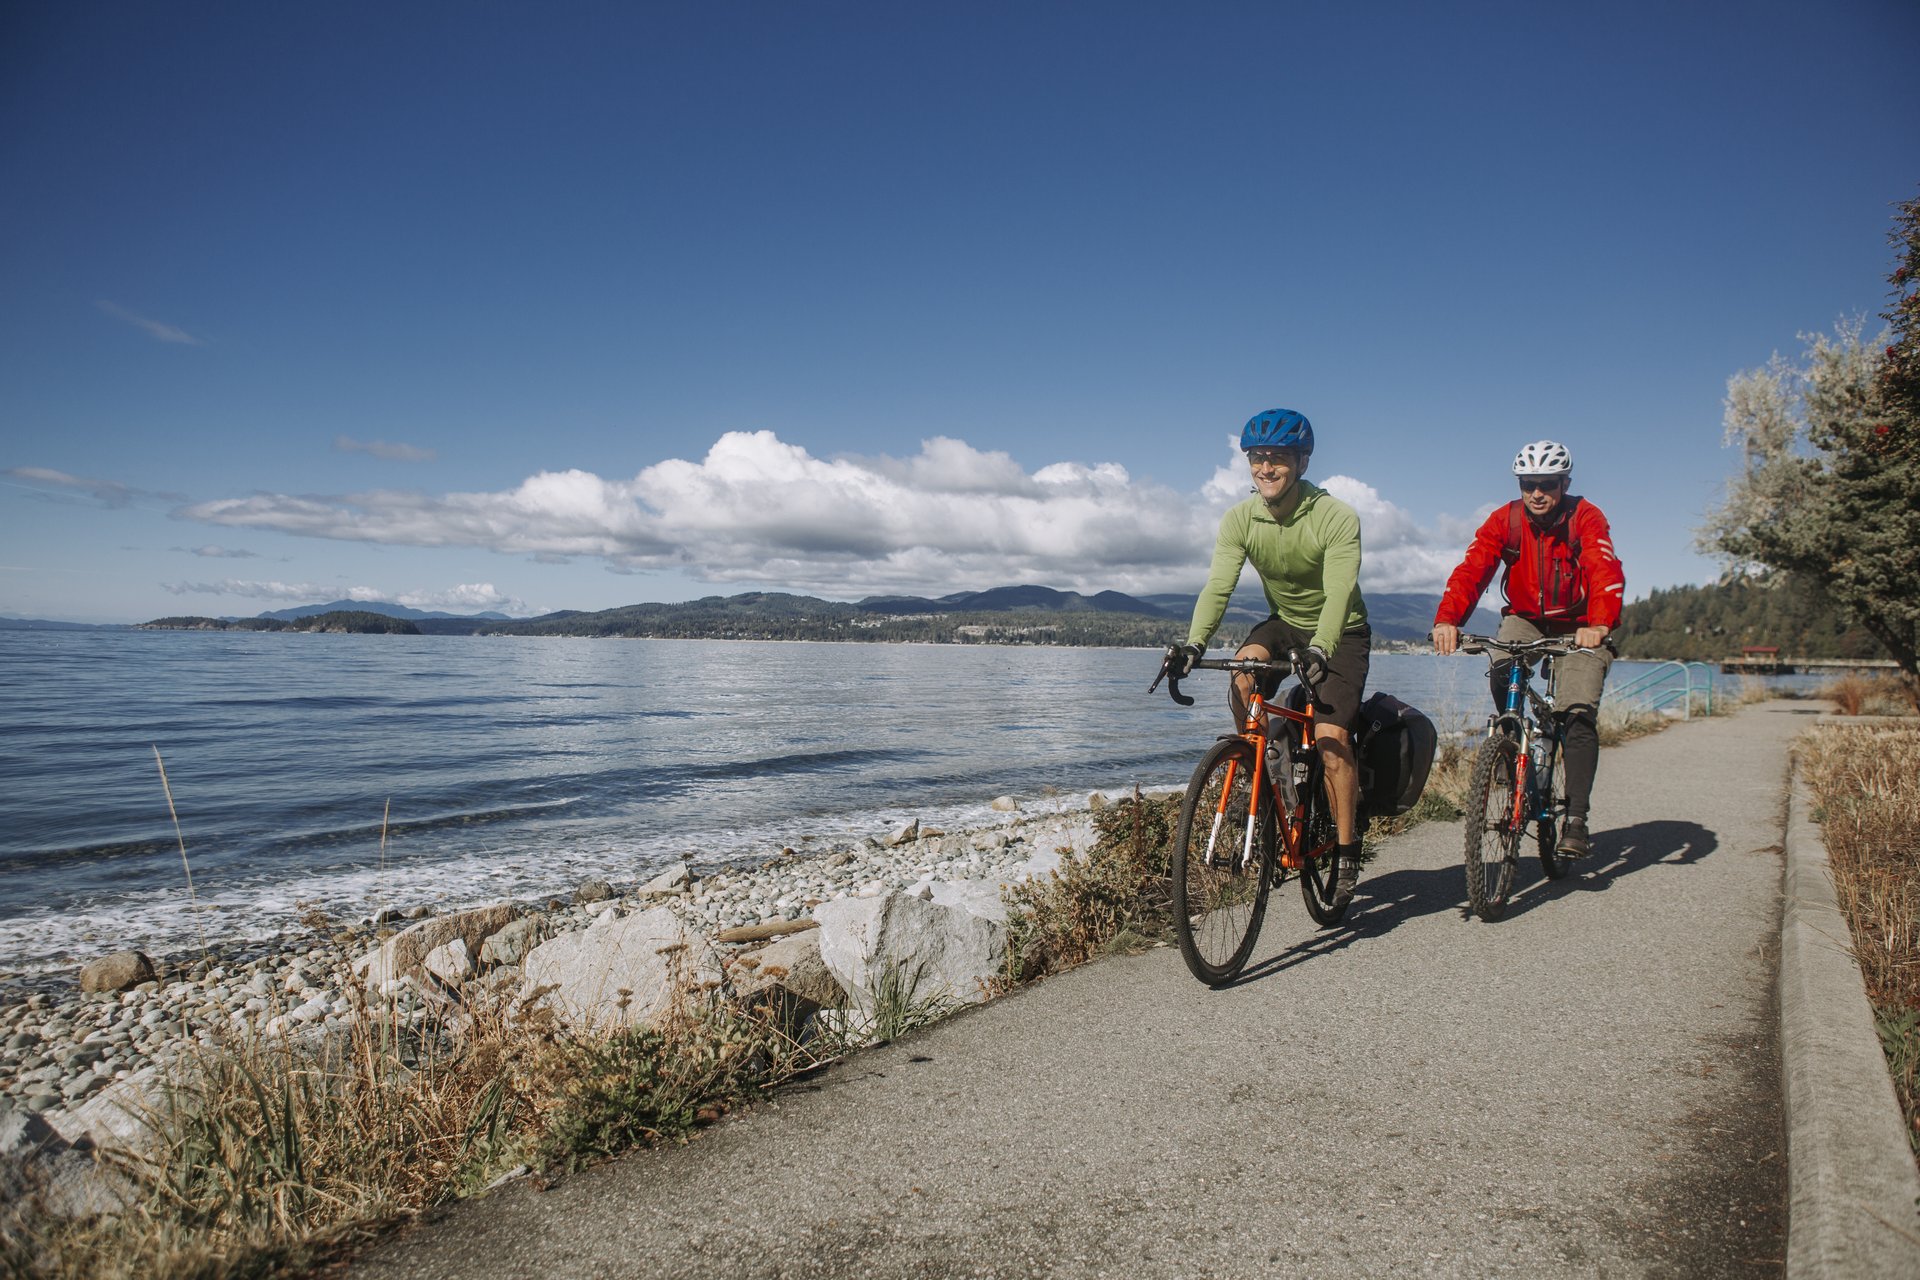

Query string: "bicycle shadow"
[1499, 819, 1719, 920]
[1221, 819, 1721, 987]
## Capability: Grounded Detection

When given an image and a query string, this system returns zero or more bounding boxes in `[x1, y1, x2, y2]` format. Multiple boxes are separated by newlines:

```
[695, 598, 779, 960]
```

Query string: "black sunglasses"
[1518, 477, 1563, 493]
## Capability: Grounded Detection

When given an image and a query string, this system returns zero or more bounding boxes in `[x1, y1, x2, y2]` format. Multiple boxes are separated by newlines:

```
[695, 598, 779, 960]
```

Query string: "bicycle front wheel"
[1536, 736, 1570, 880]
[1463, 733, 1522, 921]
[1171, 737, 1276, 985]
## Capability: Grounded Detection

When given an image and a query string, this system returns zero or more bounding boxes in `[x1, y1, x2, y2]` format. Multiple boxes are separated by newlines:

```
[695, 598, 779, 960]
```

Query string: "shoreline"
[0, 789, 1122, 1128]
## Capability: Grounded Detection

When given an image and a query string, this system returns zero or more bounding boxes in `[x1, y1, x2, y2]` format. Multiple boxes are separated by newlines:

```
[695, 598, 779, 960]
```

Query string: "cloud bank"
[175, 431, 1468, 597]
[160, 579, 533, 615]
[4, 466, 187, 508]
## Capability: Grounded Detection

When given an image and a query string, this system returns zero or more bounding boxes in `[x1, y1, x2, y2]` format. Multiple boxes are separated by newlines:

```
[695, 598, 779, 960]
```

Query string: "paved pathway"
[356, 702, 1810, 1279]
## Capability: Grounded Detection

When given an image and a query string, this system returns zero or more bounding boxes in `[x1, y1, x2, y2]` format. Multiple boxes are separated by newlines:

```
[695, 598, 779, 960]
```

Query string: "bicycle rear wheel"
[1171, 737, 1276, 985]
[1297, 759, 1350, 926]
[1536, 735, 1570, 880]
[1463, 733, 1522, 921]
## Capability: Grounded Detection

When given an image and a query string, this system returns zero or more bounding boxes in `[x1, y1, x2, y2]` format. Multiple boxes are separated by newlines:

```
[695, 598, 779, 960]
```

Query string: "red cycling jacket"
[1434, 496, 1626, 632]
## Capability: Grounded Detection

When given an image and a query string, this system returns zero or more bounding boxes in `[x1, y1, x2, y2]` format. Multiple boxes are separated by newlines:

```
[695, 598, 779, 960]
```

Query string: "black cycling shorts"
[1239, 618, 1372, 732]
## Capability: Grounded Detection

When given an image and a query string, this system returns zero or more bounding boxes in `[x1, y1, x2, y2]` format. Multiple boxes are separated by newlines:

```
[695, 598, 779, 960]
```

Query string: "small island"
[138, 610, 422, 635]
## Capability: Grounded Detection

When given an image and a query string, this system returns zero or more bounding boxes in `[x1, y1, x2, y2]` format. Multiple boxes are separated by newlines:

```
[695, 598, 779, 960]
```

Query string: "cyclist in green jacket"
[1169, 408, 1372, 895]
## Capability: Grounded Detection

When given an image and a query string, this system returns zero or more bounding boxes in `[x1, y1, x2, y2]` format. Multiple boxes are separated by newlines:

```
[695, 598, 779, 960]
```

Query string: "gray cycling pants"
[1490, 615, 1613, 714]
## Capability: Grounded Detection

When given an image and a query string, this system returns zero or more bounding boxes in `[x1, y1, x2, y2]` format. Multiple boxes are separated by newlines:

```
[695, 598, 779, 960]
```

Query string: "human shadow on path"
[1222, 819, 1721, 988]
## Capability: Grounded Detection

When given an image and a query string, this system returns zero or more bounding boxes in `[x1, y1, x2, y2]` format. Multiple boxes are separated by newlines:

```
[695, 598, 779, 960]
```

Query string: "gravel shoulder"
[355, 701, 1808, 1279]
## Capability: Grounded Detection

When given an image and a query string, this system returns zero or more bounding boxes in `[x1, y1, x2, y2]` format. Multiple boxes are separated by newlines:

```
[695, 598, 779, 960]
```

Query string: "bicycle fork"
[1204, 750, 1263, 873]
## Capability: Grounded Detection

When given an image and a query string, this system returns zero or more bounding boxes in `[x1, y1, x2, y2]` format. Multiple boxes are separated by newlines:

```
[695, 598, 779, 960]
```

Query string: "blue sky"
[4, 1, 1916, 623]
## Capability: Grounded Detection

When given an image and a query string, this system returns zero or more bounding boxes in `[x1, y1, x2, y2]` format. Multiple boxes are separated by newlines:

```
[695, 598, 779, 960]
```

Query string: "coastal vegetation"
[1610, 575, 1883, 664]
[1799, 721, 1920, 1155]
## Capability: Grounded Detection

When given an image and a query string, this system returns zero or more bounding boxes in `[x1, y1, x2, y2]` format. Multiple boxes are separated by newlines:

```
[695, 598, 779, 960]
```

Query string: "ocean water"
[0, 631, 1785, 975]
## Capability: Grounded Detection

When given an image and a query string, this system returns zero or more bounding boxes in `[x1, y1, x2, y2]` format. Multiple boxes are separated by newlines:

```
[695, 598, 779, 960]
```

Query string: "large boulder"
[423, 938, 474, 986]
[352, 902, 522, 990]
[928, 879, 1011, 925]
[814, 892, 1006, 1013]
[78, 950, 155, 994]
[520, 907, 720, 1029]
[478, 915, 548, 968]
[46, 1066, 164, 1160]
[729, 930, 844, 1034]
[732, 930, 844, 1009]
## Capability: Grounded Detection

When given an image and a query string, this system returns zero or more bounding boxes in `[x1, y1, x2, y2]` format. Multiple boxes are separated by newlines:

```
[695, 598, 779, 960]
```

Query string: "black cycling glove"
[1168, 642, 1204, 678]
[1299, 645, 1330, 688]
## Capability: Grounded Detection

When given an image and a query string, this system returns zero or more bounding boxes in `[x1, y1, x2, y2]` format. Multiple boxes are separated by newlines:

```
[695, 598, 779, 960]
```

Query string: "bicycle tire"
[1297, 758, 1350, 926]
[1536, 734, 1570, 880]
[1171, 737, 1276, 985]
[1463, 733, 1522, 921]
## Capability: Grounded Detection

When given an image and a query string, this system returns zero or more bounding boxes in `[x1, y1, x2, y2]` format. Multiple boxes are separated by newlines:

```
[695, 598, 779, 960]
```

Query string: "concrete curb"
[1780, 766, 1920, 1276]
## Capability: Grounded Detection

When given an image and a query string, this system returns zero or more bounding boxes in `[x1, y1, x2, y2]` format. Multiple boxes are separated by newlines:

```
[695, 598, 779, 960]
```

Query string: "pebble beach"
[0, 794, 1112, 1128]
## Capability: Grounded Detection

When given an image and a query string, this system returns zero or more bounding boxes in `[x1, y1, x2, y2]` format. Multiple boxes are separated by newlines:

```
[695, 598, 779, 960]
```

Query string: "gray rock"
[732, 930, 844, 1010]
[350, 902, 522, 990]
[78, 951, 155, 995]
[814, 891, 1006, 1014]
[637, 862, 692, 895]
[990, 796, 1019, 812]
[886, 819, 920, 847]
[929, 879, 1013, 925]
[1088, 792, 1110, 810]
[478, 916, 548, 968]
[521, 907, 720, 1029]
[572, 879, 614, 905]
[0, 1108, 63, 1159]
[423, 938, 474, 985]
[47, 1067, 163, 1159]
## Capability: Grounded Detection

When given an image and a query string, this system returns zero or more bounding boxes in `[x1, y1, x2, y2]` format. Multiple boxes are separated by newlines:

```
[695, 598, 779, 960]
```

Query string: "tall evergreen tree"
[1698, 197, 1920, 701]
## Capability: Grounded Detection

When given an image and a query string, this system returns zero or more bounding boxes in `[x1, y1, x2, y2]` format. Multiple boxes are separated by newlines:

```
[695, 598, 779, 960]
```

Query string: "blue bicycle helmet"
[1241, 408, 1314, 455]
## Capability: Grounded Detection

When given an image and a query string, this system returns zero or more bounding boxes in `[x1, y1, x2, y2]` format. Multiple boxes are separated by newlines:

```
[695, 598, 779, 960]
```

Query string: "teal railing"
[1604, 661, 1716, 720]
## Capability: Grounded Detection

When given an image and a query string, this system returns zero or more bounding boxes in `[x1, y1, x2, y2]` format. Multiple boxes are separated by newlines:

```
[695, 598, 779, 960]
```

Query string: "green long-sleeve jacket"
[1186, 482, 1368, 654]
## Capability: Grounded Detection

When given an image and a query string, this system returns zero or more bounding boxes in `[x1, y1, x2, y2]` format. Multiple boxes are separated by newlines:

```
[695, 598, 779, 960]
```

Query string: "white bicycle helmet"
[1512, 440, 1572, 475]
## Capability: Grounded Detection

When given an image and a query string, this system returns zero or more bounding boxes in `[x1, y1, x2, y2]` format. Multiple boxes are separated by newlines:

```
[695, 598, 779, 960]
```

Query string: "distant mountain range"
[477, 583, 1496, 644]
[254, 599, 511, 622]
[37, 582, 1495, 643]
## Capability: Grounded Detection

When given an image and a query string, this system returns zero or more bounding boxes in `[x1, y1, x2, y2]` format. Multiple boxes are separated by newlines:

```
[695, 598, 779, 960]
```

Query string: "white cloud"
[393, 583, 529, 613]
[1317, 476, 1465, 594]
[95, 300, 202, 345]
[334, 436, 437, 463]
[8, 466, 133, 506]
[176, 430, 1470, 596]
[182, 545, 259, 559]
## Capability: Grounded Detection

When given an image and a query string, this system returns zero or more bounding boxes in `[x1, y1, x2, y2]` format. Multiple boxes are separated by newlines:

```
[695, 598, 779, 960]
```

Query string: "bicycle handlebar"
[1457, 633, 1585, 659]
[1149, 649, 1324, 708]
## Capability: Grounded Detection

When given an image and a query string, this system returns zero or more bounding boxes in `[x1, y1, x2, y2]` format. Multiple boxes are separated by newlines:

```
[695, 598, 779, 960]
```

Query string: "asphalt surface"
[354, 702, 1806, 1279]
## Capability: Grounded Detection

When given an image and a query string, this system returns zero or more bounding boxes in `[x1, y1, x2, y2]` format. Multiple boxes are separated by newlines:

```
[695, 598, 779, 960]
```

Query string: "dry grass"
[5, 974, 819, 1279]
[1818, 672, 1920, 717]
[1000, 789, 1178, 984]
[1798, 723, 1920, 1154]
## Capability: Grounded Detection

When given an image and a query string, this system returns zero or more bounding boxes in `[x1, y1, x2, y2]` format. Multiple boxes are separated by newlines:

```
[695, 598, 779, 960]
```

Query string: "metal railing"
[1603, 660, 1716, 720]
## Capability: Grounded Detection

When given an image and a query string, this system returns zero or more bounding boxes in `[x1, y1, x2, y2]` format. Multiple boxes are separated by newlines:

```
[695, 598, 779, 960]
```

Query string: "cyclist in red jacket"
[1430, 441, 1626, 857]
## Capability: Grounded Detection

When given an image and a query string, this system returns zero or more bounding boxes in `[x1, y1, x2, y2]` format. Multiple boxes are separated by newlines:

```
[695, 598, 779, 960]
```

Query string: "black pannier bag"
[1352, 692, 1437, 818]
[1271, 686, 1437, 818]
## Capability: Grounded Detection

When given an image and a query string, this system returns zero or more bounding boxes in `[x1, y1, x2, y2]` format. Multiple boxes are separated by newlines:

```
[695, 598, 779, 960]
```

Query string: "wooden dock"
[1718, 656, 1899, 675]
